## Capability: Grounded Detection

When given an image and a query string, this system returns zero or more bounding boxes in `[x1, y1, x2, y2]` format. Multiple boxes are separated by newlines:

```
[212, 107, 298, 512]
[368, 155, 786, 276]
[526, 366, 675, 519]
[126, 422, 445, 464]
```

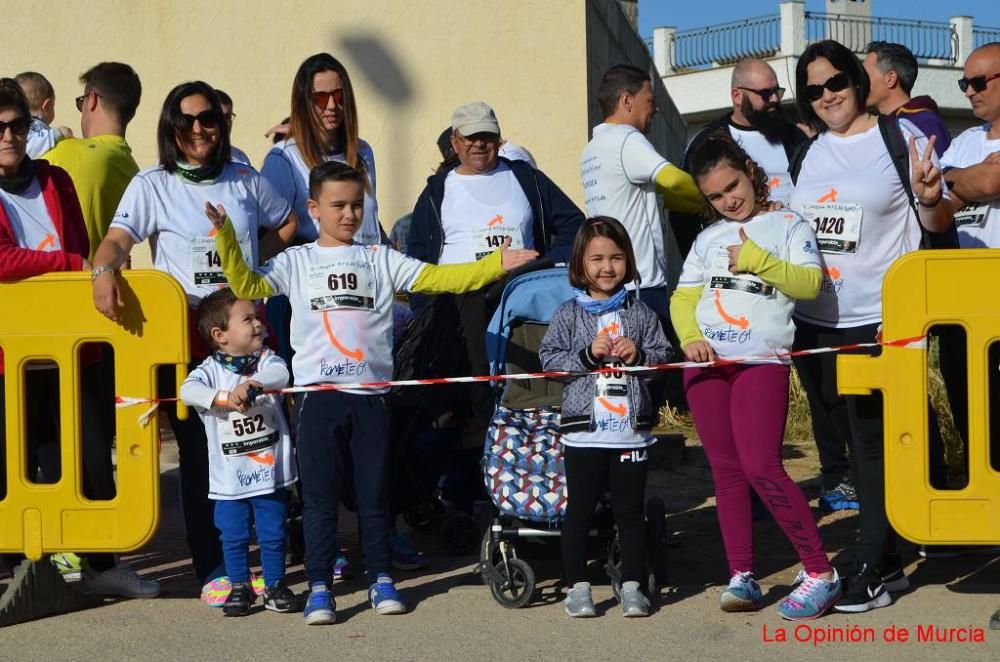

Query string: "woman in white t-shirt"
[788, 40, 952, 614]
[261, 53, 386, 246]
[90, 80, 297, 602]
[670, 134, 839, 620]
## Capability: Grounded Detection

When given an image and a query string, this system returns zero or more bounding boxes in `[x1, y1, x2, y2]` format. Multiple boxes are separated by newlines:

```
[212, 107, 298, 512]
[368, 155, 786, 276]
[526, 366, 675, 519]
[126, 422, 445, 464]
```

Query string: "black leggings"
[561, 444, 648, 585]
[793, 321, 896, 570]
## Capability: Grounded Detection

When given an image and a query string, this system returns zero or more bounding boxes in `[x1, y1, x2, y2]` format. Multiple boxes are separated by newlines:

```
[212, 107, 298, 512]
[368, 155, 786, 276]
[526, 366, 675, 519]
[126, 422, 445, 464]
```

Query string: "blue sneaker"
[390, 531, 429, 571]
[777, 569, 842, 621]
[303, 584, 336, 625]
[333, 552, 351, 581]
[818, 482, 859, 512]
[369, 574, 407, 615]
[720, 571, 763, 612]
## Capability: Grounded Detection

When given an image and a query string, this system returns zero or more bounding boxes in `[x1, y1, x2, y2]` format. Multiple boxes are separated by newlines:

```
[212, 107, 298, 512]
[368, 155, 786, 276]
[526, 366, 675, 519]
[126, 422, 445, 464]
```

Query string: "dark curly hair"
[686, 131, 769, 222]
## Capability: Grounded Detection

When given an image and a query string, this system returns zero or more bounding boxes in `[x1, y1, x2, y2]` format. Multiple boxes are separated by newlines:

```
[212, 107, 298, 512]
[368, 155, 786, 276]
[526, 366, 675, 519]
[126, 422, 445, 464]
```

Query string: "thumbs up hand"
[726, 227, 749, 274]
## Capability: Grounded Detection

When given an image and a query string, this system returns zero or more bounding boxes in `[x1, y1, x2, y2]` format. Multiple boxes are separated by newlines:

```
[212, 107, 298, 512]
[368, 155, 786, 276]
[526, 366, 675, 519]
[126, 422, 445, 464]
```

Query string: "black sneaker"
[881, 554, 909, 592]
[833, 564, 891, 613]
[222, 581, 256, 617]
[263, 580, 297, 613]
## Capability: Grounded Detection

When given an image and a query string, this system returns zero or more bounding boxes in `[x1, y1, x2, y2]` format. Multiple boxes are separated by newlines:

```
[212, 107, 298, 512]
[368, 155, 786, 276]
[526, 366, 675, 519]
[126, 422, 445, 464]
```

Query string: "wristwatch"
[90, 264, 116, 281]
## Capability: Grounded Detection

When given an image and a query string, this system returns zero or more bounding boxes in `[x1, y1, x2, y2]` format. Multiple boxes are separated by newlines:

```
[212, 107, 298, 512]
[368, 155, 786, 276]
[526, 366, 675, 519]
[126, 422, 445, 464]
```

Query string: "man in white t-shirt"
[580, 64, 702, 326]
[675, 60, 809, 258]
[940, 42, 1000, 492]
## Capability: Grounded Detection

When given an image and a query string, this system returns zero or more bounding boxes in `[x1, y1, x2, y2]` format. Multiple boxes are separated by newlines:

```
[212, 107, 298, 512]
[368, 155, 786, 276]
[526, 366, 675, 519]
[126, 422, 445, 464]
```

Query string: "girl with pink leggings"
[670, 134, 841, 621]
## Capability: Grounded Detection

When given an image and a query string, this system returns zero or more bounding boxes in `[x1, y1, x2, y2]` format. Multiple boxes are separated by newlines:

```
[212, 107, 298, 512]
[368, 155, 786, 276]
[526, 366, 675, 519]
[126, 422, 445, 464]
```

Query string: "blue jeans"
[213, 488, 288, 586]
[297, 391, 391, 585]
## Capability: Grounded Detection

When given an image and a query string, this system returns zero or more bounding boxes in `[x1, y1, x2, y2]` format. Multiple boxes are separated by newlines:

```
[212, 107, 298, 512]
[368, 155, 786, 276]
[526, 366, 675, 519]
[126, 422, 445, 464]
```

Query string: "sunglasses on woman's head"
[958, 72, 1000, 93]
[0, 116, 31, 137]
[804, 72, 851, 102]
[311, 89, 344, 109]
[177, 110, 221, 131]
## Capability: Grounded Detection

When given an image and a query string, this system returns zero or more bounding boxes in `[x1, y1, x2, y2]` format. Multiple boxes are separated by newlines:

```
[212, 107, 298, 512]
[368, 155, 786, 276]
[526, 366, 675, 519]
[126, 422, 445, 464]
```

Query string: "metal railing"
[805, 12, 957, 63]
[672, 14, 780, 69]
[973, 26, 1000, 48]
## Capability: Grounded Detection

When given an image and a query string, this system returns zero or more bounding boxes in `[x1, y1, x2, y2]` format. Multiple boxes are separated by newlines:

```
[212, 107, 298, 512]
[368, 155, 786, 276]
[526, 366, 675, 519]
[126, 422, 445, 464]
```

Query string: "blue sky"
[638, 0, 1000, 38]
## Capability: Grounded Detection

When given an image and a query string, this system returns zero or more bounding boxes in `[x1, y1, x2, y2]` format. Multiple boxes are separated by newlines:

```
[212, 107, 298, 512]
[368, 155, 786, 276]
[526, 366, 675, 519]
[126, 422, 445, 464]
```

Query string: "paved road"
[2, 440, 999, 661]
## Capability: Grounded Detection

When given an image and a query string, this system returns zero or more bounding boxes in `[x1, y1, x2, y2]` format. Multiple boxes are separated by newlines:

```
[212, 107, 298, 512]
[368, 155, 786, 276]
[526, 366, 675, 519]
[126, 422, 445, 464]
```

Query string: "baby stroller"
[478, 262, 669, 608]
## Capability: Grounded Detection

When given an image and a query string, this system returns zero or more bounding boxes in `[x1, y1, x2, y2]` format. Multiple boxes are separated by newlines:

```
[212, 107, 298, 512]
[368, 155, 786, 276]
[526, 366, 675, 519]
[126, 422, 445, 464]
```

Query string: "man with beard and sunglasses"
[675, 59, 809, 257]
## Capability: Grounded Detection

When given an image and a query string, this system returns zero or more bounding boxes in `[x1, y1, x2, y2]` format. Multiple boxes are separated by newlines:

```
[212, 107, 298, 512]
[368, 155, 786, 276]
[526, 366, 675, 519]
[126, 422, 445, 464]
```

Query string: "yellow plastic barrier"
[838, 249, 1000, 544]
[0, 271, 188, 560]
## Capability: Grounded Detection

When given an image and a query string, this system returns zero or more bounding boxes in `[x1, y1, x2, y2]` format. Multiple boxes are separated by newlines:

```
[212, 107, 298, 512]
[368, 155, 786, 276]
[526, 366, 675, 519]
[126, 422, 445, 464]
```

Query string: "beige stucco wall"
[7, 0, 593, 264]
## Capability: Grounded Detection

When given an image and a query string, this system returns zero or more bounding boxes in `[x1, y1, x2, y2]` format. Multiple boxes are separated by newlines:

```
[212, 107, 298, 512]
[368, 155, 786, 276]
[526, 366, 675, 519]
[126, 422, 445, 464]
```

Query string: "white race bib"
[219, 406, 277, 456]
[707, 247, 774, 297]
[191, 235, 249, 286]
[307, 257, 376, 311]
[472, 220, 524, 261]
[800, 202, 863, 254]
[954, 203, 990, 229]
[595, 360, 628, 399]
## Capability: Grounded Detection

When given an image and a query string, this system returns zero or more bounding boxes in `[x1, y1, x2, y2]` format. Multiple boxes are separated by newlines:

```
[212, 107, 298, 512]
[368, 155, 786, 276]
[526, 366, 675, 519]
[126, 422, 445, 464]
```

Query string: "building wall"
[6, 0, 594, 264]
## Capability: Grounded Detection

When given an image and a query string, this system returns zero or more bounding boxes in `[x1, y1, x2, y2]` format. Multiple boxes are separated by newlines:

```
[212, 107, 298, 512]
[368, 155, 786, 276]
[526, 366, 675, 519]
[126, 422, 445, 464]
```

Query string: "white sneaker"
[83, 562, 161, 599]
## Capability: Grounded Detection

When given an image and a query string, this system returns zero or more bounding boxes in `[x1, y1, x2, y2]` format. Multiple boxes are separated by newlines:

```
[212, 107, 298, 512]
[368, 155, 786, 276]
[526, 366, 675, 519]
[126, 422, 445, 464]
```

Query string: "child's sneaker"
[720, 571, 763, 612]
[777, 569, 842, 621]
[369, 574, 407, 615]
[303, 584, 336, 625]
[201, 576, 232, 607]
[564, 581, 597, 618]
[620, 581, 651, 617]
[50, 552, 85, 581]
[390, 531, 429, 571]
[818, 481, 859, 513]
[222, 581, 256, 617]
[333, 552, 351, 581]
[263, 580, 297, 613]
[250, 573, 265, 596]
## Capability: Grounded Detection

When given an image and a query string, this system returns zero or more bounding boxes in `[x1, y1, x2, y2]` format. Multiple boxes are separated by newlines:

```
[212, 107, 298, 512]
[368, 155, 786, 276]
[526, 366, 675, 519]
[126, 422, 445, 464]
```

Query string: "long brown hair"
[288, 53, 365, 179]
[687, 131, 769, 222]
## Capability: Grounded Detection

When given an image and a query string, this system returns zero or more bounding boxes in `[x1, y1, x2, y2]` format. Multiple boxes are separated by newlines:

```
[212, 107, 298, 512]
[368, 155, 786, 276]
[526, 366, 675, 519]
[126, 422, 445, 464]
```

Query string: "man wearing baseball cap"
[406, 100, 582, 446]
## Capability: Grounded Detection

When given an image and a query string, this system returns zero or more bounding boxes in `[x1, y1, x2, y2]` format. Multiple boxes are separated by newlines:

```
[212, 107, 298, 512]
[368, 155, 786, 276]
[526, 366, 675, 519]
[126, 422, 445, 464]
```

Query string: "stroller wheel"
[403, 502, 441, 534]
[646, 496, 669, 586]
[439, 511, 479, 555]
[489, 558, 536, 609]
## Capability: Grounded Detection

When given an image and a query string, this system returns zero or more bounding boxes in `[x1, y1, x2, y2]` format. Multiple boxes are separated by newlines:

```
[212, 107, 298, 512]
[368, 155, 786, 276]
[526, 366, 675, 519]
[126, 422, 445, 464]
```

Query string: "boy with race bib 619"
[205, 161, 538, 625]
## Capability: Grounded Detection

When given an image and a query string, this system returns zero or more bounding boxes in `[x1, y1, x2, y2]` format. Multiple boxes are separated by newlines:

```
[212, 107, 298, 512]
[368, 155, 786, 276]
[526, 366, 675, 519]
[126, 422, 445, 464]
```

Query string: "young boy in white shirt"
[180, 288, 298, 617]
[206, 161, 538, 625]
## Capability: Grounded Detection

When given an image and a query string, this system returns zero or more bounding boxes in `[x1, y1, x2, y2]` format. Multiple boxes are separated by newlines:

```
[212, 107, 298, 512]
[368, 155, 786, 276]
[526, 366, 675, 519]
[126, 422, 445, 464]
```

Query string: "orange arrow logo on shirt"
[598, 321, 620, 337]
[713, 289, 749, 330]
[598, 397, 627, 416]
[35, 233, 56, 251]
[322, 311, 366, 361]
[817, 188, 838, 203]
[487, 214, 504, 227]
[767, 177, 781, 190]
[823, 266, 842, 280]
[247, 451, 275, 466]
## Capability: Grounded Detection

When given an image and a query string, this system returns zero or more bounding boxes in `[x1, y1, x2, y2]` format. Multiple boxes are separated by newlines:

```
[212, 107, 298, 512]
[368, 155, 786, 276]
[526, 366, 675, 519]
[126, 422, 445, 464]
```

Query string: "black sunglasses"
[75, 91, 102, 112]
[0, 116, 31, 137]
[177, 109, 222, 131]
[804, 72, 852, 102]
[738, 86, 786, 103]
[958, 72, 1000, 93]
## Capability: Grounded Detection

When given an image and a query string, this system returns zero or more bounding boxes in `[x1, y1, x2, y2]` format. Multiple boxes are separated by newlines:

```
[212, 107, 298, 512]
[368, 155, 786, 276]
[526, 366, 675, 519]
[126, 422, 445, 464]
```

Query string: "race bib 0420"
[799, 202, 863, 254]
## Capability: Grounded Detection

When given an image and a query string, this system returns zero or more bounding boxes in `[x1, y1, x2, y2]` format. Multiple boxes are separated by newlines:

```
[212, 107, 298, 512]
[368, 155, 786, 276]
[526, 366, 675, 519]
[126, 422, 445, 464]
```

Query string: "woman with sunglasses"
[0, 78, 161, 597]
[261, 52, 386, 246]
[789, 40, 953, 614]
[90, 80, 297, 604]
